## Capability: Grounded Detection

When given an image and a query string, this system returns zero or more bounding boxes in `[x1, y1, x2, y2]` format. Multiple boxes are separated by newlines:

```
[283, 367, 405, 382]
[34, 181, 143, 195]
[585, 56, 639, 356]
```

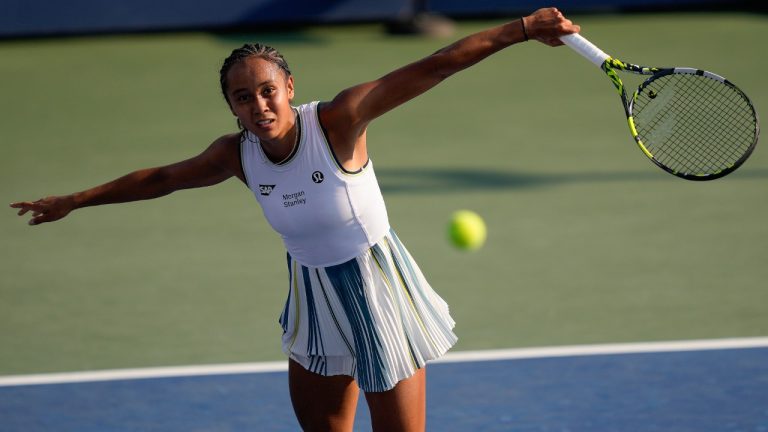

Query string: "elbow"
[145, 166, 170, 186]
[140, 167, 175, 198]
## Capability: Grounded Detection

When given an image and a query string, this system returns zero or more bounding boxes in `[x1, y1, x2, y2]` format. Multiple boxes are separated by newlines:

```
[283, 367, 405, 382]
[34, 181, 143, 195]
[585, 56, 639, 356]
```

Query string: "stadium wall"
[0, 0, 753, 38]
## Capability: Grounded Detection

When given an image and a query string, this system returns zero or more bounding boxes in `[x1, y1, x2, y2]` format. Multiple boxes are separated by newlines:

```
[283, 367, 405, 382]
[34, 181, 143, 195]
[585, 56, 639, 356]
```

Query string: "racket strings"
[632, 73, 757, 175]
[642, 77, 751, 171]
[650, 77, 752, 169]
[670, 88, 744, 171]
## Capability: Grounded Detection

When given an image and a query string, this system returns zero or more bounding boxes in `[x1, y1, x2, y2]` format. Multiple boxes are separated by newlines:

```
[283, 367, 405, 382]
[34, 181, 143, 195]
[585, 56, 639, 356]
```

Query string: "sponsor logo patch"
[312, 171, 324, 184]
[259, 184, 276, 196]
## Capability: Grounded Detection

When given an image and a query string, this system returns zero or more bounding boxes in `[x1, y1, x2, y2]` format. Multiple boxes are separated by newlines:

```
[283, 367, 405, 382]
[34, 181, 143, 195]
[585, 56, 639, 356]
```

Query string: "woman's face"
[226, 57, 295, 145]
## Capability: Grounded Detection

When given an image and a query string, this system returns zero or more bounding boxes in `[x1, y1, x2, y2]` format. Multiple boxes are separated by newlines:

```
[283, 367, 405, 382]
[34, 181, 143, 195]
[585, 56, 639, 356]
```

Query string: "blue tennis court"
[2, 339, 766, 431]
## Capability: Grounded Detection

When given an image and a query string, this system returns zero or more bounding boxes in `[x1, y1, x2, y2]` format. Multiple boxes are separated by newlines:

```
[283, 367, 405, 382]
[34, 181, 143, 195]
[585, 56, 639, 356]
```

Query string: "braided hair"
[219, 43, 291, 106]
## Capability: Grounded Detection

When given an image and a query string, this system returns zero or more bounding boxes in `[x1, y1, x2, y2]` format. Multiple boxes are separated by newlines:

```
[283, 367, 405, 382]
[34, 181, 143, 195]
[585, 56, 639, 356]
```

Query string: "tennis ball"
[448, 210, 487, 251]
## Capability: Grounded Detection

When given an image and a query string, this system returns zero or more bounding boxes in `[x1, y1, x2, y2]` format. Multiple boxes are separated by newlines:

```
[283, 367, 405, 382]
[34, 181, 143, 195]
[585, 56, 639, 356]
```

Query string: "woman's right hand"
[523, 7, 580, 47]
[10, 195, 77, 226]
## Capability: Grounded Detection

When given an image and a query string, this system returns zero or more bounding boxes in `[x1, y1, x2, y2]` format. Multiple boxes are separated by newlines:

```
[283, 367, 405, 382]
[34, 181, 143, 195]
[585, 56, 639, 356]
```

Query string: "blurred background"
[1, 0, 766, 379]
[1, 0, 763, 38]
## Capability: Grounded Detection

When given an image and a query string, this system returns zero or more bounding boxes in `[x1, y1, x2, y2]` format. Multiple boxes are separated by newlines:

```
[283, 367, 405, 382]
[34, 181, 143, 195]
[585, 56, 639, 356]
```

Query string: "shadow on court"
[375, 167, 768, 193]
[1, 347, 766, 431]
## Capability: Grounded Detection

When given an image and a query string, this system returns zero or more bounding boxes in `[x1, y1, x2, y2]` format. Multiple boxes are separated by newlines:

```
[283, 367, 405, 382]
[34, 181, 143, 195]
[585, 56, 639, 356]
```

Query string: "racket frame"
[561, 33, 759, 181]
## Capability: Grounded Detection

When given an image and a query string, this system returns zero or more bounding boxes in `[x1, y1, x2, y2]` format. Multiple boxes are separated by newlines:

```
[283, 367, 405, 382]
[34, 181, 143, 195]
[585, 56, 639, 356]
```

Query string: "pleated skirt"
[279, 228, 457, 393]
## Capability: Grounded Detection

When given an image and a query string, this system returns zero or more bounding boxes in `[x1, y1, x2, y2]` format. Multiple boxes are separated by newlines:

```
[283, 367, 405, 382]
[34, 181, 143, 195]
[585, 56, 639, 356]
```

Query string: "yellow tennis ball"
[448, 210, 487, 251]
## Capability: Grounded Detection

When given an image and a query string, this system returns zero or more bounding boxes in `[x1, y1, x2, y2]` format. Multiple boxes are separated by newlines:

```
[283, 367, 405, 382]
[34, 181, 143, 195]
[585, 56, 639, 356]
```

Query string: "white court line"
[434, 336, 768, 363]
[1, 337, 767, 388]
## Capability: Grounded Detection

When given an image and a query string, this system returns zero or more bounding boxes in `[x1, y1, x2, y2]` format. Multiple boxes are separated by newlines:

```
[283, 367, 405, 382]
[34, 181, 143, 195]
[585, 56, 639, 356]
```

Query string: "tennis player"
[11, 8, 578, 431]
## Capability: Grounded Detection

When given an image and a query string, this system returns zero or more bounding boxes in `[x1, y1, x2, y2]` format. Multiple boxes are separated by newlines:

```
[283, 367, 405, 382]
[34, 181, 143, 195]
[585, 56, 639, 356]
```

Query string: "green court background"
[1, 13, 766, 375]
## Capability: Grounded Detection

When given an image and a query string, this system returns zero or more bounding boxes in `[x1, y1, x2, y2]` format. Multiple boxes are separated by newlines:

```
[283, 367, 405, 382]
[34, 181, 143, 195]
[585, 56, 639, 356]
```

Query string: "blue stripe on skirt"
[279, 228, 457, 392]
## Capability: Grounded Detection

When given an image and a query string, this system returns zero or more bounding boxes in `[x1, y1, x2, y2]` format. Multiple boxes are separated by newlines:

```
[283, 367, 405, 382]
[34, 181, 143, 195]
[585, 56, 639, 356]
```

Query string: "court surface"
[2, 338, 767, 431]
[2, 12, 767, 432]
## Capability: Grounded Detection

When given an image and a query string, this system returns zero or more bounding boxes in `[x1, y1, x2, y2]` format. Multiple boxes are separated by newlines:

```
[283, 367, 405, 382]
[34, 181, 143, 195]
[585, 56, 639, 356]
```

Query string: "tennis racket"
[560, 33, 759, 181]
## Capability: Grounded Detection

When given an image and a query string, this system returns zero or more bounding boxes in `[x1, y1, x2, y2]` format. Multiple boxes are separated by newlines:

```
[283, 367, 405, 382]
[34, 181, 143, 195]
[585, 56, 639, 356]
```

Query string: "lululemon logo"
[312, 171, 324, 184]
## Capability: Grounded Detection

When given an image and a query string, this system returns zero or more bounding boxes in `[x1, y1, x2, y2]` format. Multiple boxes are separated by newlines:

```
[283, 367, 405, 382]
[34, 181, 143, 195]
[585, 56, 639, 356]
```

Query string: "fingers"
[30, 213, 53, 226]
[9, 198, 63, 226]
[527, 7, 580, 45]
[26, 206, 55, 226]
[9, 201, 39, 224]
[10, 201, 37, 216]
[554, 9, 579, 35]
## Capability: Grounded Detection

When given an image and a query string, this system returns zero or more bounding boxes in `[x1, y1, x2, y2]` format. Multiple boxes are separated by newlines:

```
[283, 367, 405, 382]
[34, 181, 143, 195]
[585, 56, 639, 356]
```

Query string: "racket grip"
[560, 34, 610, 67]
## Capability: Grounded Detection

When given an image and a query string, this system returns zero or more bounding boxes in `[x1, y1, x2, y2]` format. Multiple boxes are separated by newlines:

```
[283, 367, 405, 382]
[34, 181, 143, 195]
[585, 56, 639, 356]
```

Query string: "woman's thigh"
[288, 359, 360, 432]
[364, 368, 426, 432]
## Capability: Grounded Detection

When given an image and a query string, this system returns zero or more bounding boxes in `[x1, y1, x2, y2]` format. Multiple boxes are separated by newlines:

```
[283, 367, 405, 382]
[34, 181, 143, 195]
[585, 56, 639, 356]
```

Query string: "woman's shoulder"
[313, 99, 342, 132]
[206, 132, 248, 182]
[205, 132, 244, 166]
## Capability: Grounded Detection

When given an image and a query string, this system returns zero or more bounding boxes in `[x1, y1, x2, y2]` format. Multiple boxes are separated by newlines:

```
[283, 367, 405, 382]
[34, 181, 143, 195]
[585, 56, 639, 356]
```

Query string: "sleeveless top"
[240, 101, 390, 267]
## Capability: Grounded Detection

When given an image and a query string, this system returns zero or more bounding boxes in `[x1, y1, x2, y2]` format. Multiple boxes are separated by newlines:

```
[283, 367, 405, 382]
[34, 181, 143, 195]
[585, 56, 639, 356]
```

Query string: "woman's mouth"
[255, 119, 275, 129]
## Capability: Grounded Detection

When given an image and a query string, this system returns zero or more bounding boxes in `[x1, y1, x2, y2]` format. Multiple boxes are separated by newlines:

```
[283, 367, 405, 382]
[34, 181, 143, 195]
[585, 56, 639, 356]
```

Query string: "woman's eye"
[263, 87, 275, 96]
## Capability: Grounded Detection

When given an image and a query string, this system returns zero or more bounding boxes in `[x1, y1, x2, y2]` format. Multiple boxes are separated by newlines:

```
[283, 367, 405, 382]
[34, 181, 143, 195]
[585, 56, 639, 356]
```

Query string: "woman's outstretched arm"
[321, 8, 580, 141]
[10, 134, 242, 226]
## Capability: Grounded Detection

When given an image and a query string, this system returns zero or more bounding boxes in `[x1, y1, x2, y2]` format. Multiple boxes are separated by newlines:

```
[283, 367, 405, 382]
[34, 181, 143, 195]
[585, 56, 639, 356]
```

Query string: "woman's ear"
[286, 75, 295, 102]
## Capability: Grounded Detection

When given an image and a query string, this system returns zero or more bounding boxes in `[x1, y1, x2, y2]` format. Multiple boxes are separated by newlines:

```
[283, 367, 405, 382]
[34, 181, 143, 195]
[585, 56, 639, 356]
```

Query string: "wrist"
[520, 17, 529, 42]
[68, 192, 85, 210]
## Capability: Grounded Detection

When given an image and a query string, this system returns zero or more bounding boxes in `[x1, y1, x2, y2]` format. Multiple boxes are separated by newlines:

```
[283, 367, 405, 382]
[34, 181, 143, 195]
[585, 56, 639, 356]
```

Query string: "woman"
[11, 8, 579, 431]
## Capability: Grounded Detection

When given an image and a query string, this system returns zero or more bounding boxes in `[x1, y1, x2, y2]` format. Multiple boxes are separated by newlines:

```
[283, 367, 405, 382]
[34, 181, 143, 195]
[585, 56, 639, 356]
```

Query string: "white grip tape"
[560, 34, 610, 67]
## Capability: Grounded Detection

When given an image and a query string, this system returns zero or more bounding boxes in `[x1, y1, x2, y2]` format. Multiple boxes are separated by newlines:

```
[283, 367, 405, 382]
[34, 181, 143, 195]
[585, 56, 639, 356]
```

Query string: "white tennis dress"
[240, 101, 457, 392]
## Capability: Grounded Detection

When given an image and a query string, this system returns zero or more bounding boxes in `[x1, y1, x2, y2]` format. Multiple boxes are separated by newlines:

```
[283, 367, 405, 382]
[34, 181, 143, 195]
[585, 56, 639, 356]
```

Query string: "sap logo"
[259, 185, 276, 196]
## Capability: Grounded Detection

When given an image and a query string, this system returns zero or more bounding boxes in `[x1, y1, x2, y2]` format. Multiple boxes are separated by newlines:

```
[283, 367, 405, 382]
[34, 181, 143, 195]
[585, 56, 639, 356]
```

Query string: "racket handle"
[560, 33, 610, 67]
